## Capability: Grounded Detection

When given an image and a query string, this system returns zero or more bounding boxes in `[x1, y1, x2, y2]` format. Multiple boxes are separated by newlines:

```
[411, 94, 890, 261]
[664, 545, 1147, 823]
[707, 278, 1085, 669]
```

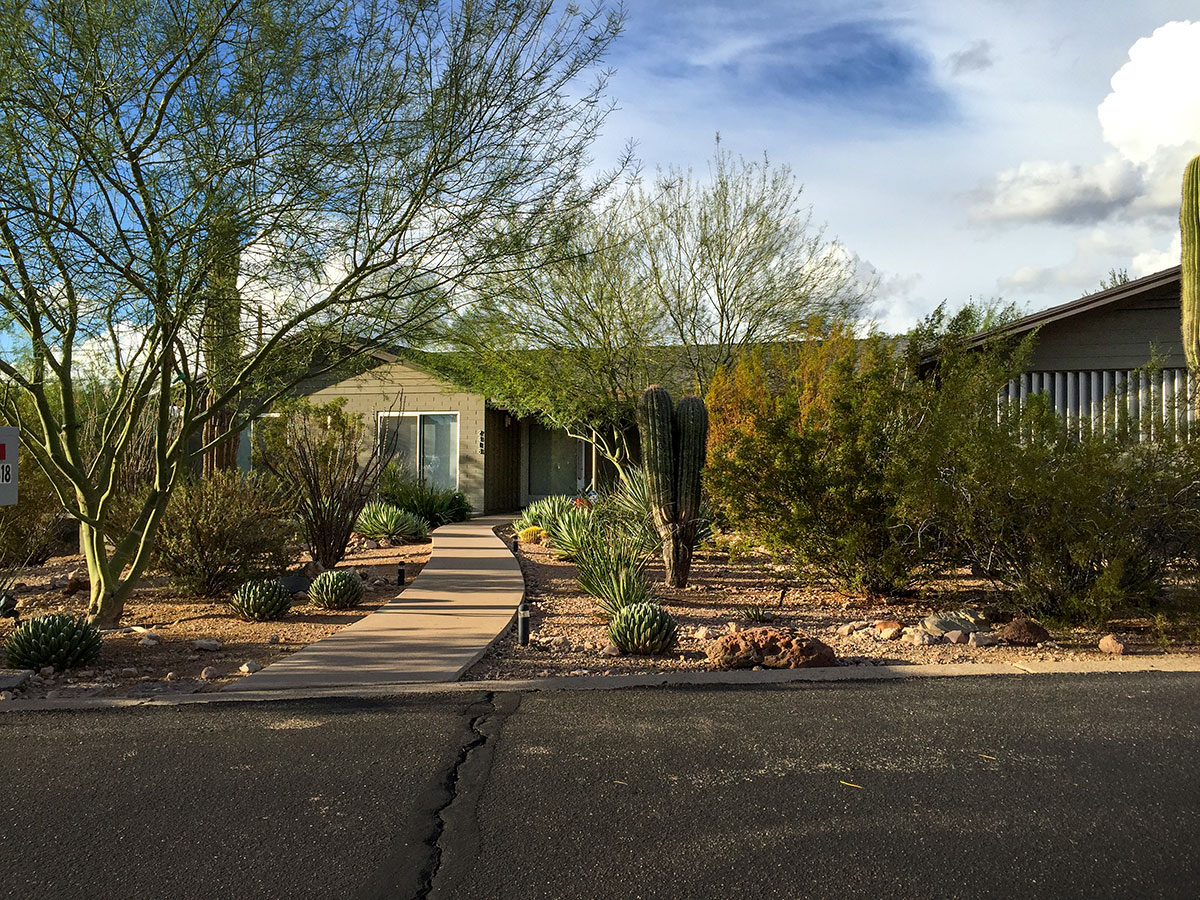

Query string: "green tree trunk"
[1183, 154, 1200, 371]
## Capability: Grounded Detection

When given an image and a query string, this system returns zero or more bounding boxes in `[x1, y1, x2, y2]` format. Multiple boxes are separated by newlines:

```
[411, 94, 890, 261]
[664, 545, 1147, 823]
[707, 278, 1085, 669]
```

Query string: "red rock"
[1099, 634, 1127, 655]
[874, 619, 903, 632]
[999, 618, 1050, 646]
[705, 628, 837, 670]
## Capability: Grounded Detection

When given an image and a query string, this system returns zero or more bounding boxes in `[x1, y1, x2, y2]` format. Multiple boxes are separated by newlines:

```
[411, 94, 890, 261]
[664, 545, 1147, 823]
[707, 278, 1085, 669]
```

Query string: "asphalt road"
[2, 673, 1198, 900]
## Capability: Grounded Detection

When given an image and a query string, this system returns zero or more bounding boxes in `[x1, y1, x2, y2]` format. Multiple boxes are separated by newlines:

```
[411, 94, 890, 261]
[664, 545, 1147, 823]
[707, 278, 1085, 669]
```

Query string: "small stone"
[1000, 618, 1050, 646]
[267, 634, 281, 645]
[836, 623, 857, 637]
[138, 634, 161, 647]
[944, 629, 969, 644]
[363, 539, 380, 550]
[200, 666, 219, 681]
[164, 672, 178, 682]
[239, 661, 262, 674]
[600, 643, 620, 657]
[969, 631, 999, 648]
[727, 622, 740, 634]
[909, 630, 940, 646]
[301, 560, 325, 580]
[38, 666, 55, 677]
[549, 635, 570, 651]
[875, 619, 903, 633]
[192, 639, 222, 652]
[0, 690, 15, 701]
[369, 578, 387, 588]
[62, 569, 85, 597]
[694, 626, 711, 641]
[293, 592, 310, 603]
[878, 626, 903, 641]
[1099, 634, 1127, 655]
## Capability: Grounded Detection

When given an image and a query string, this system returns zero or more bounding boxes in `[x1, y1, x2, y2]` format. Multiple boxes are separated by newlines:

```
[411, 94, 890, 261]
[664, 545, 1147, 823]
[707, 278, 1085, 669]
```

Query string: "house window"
[379, 412, 459, 490]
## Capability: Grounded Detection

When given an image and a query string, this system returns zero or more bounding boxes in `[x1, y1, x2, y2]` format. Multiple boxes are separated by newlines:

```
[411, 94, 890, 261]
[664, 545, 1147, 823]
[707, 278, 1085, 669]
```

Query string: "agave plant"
[547, 506, 594, 561]
[356, 500, 430, 542]
[4, 613, 103, 670]
[608, 601, 678, 655]
[573, 525, 654, 619]
[309, 569, 365, 609]
[230, 579, 293, 621]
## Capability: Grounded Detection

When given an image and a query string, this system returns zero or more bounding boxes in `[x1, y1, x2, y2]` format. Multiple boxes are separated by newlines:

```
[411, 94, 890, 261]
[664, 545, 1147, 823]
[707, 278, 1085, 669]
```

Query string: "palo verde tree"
[434, 193, 678, 470]
[635, 141, 871, 394]
[0, 0, 624, 626]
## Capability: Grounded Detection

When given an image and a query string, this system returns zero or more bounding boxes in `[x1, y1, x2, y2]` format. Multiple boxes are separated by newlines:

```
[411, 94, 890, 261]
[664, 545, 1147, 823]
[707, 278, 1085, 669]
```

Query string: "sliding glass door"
[379, 412, 459, 490]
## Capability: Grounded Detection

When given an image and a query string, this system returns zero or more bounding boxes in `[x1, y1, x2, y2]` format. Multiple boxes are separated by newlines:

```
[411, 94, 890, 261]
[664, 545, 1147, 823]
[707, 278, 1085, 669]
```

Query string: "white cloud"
[973, 20, 1200, 227]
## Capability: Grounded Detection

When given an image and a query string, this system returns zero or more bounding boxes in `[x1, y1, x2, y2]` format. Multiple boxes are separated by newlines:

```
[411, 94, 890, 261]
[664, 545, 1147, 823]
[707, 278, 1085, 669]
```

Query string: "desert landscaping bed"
[0, 540, 431, 700]
[465, 528, 1200, 680]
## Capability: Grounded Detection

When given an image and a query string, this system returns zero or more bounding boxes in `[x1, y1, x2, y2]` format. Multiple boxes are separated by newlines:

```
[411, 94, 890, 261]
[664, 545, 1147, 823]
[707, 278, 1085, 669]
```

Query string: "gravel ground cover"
[1, 540, 431, 699]
[465, 528, 1200, 680]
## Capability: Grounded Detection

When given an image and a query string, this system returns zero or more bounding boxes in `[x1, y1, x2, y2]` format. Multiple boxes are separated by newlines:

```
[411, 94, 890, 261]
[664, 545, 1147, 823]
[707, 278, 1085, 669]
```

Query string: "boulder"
[1099, 634, 1128, 655]
[908, 630, 940, 646]
[944, 629, 968, 645]
[705, 628, 837, 670]
[1000, 618, 1050, 646]
[968, 631, 999, 648]
[922, 613, 973, 637]
[878, 625, 904, 641]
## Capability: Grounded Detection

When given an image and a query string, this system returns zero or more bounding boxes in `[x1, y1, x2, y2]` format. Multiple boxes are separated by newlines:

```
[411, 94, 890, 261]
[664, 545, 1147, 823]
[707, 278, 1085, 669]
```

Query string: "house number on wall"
[0, 427, 18, 506]
[478, 430, 485, 454]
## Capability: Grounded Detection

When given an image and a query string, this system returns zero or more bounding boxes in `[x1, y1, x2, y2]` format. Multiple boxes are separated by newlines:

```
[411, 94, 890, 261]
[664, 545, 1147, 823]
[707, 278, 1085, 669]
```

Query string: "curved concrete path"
[224, 516, 523, 692]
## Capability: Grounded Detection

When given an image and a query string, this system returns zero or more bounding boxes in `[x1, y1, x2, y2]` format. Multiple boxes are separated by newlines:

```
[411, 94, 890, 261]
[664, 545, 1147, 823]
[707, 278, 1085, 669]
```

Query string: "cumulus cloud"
[948, 39, 993, 76]
[973, 20, 1200, 227]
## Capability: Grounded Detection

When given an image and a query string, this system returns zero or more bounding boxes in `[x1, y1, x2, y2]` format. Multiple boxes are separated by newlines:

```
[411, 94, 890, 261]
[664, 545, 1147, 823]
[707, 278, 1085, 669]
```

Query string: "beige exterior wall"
[298, 361, 487, 514]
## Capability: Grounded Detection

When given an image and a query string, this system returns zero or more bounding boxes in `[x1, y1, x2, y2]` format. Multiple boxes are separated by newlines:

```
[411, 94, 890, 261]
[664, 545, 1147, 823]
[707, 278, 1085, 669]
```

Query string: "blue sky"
[587, 0, 1200, 330]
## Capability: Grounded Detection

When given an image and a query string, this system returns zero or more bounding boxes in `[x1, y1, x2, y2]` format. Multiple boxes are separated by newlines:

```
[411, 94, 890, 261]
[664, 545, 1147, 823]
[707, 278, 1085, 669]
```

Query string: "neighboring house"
[957, 265, 1188, 433]
[241, 348, 600, 515]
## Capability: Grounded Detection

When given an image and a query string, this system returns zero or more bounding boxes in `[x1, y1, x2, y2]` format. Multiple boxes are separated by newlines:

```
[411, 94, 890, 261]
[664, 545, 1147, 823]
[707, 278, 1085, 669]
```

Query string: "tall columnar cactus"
[636, 386, 709, 588]
[1183, 154, 1200, 371]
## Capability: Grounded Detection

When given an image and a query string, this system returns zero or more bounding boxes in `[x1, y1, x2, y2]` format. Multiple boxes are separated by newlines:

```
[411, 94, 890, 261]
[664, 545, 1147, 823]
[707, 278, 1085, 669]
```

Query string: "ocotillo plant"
[636, 385, 709, 588]
[1183, 154, 1200, 371]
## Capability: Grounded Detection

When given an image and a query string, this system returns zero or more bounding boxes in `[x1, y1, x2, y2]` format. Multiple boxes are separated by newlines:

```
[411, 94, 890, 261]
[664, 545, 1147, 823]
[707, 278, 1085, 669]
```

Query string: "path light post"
[396, 561, 405, 587]
[517, 600, 530, 646]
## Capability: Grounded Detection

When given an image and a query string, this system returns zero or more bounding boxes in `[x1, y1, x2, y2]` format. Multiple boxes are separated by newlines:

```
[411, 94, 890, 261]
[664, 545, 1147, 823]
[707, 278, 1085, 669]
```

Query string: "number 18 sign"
[0, 427, 17, 506]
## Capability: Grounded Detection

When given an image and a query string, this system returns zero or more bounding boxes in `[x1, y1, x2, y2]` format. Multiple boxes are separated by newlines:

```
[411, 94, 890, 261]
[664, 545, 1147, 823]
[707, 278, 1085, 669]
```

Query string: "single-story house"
[953, 264, 1188, 433]
[239, 348, 604, 515]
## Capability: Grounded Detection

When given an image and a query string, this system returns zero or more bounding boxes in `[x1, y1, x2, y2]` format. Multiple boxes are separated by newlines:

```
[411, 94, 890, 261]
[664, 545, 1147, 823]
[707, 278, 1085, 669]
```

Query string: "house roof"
[957, 265, 1181, 351]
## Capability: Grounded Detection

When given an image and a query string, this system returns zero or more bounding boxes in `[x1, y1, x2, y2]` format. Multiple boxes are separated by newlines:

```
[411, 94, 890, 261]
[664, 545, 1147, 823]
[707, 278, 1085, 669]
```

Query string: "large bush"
[706, 325, 937, 596]
[155, 471, 297, 596]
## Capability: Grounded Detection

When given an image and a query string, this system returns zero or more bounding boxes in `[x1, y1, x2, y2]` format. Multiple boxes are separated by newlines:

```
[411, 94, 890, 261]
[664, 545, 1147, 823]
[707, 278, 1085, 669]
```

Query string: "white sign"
[0, 427, 17, 506]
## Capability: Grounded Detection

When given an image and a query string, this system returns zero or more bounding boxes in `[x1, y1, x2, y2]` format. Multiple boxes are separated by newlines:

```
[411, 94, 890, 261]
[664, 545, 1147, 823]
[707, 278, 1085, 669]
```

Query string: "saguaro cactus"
[636, 385, 709, 588]
[1184, 154, 1200, 371]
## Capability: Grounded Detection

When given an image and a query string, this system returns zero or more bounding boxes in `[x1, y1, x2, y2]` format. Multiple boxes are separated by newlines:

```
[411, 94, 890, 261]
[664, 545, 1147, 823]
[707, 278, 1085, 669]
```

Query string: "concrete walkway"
[223, 516, 523, 692]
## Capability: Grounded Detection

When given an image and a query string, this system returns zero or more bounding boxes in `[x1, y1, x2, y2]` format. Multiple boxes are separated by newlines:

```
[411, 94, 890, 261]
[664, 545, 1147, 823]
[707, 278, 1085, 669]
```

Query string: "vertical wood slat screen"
[999, 368, 1194, 440]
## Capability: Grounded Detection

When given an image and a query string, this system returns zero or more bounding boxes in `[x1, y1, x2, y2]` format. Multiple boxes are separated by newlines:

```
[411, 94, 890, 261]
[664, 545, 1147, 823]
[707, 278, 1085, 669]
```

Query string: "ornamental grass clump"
[229, 579, 293, 621]
[608, 602, 678, 654]
[377, 464, 472, 527]
[308, 570, 365, 610]
[356, 500, 430, 542]
[4, 613, 103, 671]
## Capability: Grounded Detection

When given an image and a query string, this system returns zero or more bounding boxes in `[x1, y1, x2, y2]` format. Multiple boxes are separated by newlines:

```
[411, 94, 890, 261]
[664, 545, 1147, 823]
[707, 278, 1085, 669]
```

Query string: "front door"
[527, 422, 583, 499]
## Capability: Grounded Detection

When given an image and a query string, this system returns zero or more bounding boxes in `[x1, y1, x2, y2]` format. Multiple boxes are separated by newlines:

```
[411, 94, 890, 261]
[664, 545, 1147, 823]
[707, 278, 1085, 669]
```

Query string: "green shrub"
[229, 579, 293, 621]
[608, 601, 678, 654]
[356, 500, 430, 542]
[936, 398, 1200, 623]
[573, 525, 654, 619]
[0, 447, 67, 569]
[4, 613, 103, 670]
[378, 463, 472, 527]
[706, 325, 939, 596]
[512, 494, 576, 535]
[308, 570, 365, 610]
[155, 471, 297, 596]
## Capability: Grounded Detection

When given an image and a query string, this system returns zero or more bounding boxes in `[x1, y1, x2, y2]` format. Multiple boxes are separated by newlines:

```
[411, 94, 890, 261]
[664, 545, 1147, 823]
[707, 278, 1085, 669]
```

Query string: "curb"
[3, 656, 1200, 712]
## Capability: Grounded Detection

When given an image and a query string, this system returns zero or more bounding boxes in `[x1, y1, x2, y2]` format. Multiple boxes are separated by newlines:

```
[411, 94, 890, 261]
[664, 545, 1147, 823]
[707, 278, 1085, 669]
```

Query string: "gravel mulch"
[1, 541, 431, 700]
[464, 530, 1200, 680]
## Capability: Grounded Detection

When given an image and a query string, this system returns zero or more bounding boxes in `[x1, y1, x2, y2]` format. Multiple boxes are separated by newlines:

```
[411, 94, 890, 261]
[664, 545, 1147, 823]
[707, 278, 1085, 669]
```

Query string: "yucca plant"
[548, 506, 594, 561]
[573, 525, 654, 619]
[608, 601, 678, 654]
[4, 613, 103, 671]
[229, 579, 293, 621]
[309, 569, 365, 609]
[356, 500, 430, 542]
